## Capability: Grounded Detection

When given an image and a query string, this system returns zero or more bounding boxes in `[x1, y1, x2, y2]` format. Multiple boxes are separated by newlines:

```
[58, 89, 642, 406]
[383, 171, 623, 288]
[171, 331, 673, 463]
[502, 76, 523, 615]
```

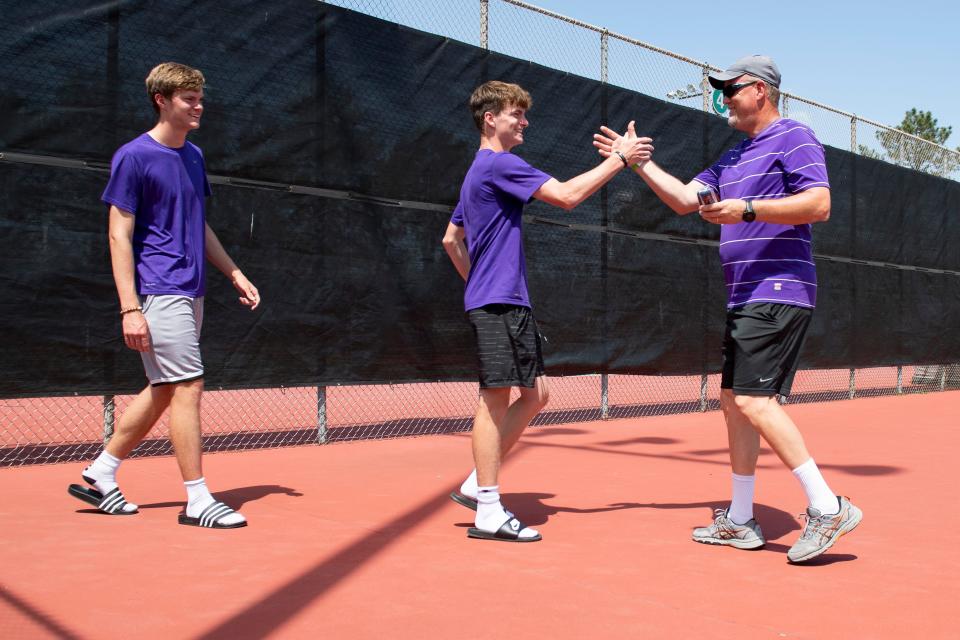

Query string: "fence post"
[701, 66, 710, 112]
[317, 386, 328, 444]
[600, 29, 608, 83]
[699, 374, 708, 411]
[600, 374, 609, 419]
[851, 115, 857, 153]
[896, 365, 903, 394]
[102, 395, 115, 445]
[940, 366, 947, 392]
[782, 94, 789, 118]
[848, 368, 856, 399]
[480, 0, 488, 49]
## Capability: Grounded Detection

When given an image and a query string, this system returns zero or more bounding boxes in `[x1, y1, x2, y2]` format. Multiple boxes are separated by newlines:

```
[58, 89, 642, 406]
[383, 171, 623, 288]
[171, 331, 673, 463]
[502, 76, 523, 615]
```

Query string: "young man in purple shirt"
[68, 62, 260, 529]
[594, 56, 861, 562]
[443, 80, 653, 542]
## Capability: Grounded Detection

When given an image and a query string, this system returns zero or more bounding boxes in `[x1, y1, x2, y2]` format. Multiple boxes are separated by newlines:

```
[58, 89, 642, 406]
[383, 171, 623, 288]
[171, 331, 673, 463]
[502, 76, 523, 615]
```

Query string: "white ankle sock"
[460, 469, 478, 498]
[84, 451, 137, 513]
[185, 477, 215, 515]
[728, 473, 756, 525]
[474, 485, 537, 539]
[791, 458, 839, 514]
[184, 477, 245, 525]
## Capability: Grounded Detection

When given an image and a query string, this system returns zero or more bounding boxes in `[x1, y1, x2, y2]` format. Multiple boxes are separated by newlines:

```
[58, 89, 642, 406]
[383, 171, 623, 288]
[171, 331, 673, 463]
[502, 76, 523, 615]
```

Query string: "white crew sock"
[460, 469, 478, 498]
[83, 451, 137, 513]
[474, 485, 537, 539]
[791, 458, 840, 515]
[728, 473, 756, 525]
[184, 477, 246, 526]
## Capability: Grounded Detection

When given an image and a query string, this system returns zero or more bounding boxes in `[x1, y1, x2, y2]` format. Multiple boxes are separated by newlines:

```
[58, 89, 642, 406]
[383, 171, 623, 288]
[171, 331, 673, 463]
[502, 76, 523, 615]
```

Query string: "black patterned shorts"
[466, 304, 545, 388]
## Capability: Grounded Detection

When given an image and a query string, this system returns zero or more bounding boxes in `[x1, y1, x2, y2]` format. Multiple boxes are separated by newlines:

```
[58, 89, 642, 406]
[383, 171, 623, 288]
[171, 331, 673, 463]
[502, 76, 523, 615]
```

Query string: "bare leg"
[730, 391, 811, 469]
[720, 389, 761, 475]
[498, 376, 550, 457]
[472, 387, 511, 487]
[168, 378, 204, 481]
[105, 384, 173, 459]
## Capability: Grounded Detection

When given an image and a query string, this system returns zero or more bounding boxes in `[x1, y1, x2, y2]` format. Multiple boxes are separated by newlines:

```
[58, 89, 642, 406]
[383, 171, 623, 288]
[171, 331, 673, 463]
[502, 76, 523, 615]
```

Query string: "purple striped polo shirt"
[694, 118, 830, 309]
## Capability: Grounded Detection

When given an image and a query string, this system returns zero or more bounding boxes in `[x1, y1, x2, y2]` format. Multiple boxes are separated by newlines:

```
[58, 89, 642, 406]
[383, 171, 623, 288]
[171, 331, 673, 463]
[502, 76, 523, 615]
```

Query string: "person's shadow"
[458, 493, 856, 564]
[108, 484, 304, 511]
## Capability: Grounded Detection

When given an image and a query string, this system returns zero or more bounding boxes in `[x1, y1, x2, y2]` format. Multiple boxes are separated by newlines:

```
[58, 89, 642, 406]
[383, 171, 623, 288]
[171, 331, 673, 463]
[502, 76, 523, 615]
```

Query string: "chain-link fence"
[3, 0, 959, 467]
[325, 0, 960, 181]
[3, 365, 959, 467]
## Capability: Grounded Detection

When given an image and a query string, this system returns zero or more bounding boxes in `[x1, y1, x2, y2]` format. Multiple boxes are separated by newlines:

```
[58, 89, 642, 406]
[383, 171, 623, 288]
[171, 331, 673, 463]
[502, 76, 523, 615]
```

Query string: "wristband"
[120, 306, 143, 316]
[614, 150, 629, 167]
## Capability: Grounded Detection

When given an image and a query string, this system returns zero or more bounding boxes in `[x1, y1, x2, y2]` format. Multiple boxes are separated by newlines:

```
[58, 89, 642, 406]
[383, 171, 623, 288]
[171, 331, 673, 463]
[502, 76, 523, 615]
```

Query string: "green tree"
[871, 108, 960, 178]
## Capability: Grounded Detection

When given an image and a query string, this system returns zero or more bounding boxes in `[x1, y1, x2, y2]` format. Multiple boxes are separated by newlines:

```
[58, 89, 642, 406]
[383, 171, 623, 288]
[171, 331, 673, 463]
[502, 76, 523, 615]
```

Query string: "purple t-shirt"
[695, 118, 829, 309]
[102, 133, 212, 297]
[450, 149, 552, 311]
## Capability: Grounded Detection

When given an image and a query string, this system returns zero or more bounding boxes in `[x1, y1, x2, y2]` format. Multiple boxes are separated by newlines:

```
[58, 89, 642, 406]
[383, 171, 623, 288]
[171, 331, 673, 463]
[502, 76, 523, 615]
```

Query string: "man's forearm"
[109, 235, 141, 309]
[751, 188, 830, 225]
[552, 155, 624, 210]
[633, 161, 699, 214]
[204, 223, 241, 278]
[444, 241, 471, 281]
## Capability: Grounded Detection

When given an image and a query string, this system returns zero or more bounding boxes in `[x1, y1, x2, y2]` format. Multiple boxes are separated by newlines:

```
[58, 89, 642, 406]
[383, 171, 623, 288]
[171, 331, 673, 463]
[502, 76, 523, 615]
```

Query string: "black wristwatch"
[742, 200, 756, 223]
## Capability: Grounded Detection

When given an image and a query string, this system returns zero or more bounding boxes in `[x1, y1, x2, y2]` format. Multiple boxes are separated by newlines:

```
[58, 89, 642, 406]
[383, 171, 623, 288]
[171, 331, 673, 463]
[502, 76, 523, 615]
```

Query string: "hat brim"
[707, 70, 742, 90]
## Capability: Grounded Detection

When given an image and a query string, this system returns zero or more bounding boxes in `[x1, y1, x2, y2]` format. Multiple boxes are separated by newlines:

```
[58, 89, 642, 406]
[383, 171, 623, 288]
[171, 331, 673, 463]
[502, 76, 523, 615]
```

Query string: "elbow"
[815, 204, 831, 223]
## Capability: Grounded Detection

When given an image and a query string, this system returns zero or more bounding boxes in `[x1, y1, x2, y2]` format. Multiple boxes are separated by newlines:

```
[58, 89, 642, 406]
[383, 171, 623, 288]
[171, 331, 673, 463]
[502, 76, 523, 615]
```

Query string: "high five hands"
[594, 121, 653, 167]
[597, 121, 654, 167]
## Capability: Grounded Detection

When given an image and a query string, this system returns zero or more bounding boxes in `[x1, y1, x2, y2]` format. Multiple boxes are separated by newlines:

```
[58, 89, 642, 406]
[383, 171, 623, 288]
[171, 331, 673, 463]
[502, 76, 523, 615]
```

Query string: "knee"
[732, 393, 773, 422]
[170, 378, 204, 404]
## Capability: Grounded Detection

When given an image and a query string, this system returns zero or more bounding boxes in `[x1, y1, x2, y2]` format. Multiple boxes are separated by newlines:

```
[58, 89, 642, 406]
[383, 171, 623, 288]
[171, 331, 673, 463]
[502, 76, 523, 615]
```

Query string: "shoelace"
[797, 512, 826, 541]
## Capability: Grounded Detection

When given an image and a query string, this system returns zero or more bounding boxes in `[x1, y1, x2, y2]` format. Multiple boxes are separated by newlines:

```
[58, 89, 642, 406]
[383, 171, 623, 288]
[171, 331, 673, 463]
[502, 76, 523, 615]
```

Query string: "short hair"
[145, 62, 205, 113]
[765, 82, 781, 110]
[469, 81, 532, 131]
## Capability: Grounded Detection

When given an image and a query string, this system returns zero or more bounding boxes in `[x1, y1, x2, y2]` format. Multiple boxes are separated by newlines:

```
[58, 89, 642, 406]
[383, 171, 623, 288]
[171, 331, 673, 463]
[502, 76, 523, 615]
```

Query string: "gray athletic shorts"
[140, 295, 204, 386]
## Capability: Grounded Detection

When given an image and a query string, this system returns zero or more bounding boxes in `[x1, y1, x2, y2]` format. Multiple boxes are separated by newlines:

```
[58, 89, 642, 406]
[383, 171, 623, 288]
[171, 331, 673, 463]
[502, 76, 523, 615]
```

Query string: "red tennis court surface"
[1, 391, 956, 639]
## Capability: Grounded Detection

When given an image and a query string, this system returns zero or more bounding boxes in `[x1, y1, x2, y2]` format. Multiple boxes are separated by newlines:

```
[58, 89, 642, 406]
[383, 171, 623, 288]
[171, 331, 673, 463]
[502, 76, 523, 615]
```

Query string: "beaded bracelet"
[120, 307, 143, 316]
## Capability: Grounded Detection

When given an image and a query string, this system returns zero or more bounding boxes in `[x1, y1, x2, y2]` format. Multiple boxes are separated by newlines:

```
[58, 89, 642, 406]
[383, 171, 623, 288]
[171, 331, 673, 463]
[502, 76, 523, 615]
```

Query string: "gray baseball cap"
[708, 55, 781, 90]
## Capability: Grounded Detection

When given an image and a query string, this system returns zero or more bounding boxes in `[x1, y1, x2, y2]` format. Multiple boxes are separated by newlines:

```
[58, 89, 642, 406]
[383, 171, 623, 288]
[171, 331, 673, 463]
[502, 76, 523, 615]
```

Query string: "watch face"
[742, 209, 756, 222]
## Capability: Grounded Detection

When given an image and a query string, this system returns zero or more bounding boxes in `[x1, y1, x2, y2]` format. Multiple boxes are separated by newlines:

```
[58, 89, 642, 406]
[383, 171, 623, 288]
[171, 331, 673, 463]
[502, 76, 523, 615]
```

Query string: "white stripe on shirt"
[727, 278, 818, 288]
[719, 171, 785, 188]
[722, 258, 816, 267]
[784, 143, 820, 157]
[720, 237, 811, 246]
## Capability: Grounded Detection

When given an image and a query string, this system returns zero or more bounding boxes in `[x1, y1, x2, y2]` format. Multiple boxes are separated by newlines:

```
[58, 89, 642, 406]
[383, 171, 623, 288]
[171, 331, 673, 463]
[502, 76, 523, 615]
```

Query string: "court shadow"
[598, 436, 681, 446]
[788, 553, 858, 566]
[524, 427, 590, 437]
[818, 463, 902, 476]
[472, 495, 800, 539]
[135, 485, 303, 511]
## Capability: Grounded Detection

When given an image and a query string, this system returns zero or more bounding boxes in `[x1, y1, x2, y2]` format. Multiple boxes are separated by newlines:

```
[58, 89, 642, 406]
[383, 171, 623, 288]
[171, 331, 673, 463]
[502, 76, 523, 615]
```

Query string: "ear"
[153, 92, 165, 110]
[483, 110, 497, 134]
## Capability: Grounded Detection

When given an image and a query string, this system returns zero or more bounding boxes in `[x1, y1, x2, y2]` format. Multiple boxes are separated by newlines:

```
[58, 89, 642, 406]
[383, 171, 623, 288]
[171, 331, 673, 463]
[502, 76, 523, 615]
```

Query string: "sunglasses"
[722, 80, 758, 99]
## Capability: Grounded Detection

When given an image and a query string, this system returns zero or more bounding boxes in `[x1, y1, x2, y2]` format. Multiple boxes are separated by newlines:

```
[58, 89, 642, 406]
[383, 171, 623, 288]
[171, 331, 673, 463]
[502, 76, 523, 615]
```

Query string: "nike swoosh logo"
[759, 377, 773, 382]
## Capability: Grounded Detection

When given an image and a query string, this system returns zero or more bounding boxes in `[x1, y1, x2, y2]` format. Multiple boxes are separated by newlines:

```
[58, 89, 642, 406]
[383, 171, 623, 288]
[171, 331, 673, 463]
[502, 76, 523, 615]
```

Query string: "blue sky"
[529, 0, 959, 146]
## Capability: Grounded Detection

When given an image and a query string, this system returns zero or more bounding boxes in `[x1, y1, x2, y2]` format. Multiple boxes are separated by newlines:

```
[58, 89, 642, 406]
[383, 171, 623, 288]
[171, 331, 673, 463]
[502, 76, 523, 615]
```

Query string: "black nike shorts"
[720, 302, 813, 397]
[466, 303, 545, 389]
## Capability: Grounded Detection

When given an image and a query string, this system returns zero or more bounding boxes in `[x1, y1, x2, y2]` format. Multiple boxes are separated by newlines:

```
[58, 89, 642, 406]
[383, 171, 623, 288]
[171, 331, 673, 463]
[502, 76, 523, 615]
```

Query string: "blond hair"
[145, 62, 205, 113]
[469, 81, 532, 131]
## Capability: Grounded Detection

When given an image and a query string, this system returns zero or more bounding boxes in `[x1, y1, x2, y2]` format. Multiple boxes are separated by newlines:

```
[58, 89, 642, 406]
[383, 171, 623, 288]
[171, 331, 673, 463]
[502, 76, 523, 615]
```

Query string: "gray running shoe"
[692, 508, 765, 550]
[787, 496, 862, 563]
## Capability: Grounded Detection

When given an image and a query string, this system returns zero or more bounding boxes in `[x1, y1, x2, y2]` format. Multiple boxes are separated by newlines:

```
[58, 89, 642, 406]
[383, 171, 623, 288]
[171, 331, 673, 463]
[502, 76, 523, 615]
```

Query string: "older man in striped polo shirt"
[594, 55, 861, 563]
